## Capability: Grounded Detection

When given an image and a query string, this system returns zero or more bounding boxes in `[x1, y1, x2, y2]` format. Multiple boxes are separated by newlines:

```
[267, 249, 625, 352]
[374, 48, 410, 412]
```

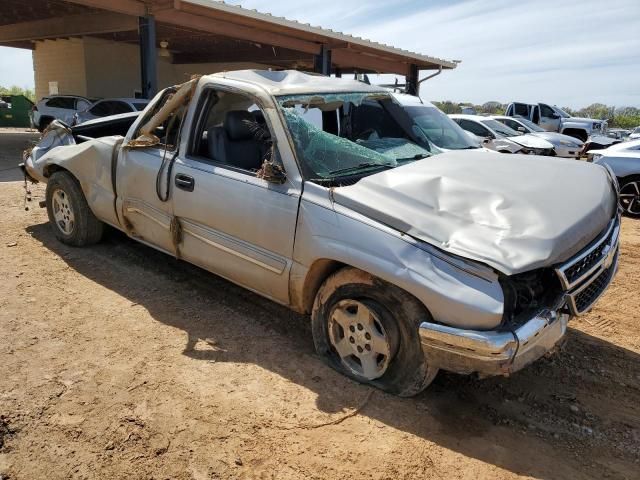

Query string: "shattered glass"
[356, 137, 430, 161]
[281, 107, 395, 179]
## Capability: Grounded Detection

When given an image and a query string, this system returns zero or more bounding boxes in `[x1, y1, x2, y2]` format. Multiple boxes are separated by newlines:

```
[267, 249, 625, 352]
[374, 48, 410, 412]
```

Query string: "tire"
[562, 129, 588, 142]
[45, 171, 104, 246]
[619, 175, 640, 218]
[311, 267, 438, 397]
[38, 116, 54, 132]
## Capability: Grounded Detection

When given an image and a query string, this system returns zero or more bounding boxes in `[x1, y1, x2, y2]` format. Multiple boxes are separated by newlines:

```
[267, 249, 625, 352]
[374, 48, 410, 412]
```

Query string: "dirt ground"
[0, 130, 638, 480]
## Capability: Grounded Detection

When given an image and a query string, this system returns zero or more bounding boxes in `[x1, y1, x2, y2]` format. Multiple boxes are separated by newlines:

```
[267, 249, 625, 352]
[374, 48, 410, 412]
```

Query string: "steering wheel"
[355, 128, 377, 141]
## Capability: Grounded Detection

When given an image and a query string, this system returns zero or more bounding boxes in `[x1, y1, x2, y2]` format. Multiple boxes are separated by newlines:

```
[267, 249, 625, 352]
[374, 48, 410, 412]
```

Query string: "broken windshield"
[277, 92, 431, 182]
[403, 105, 479, 150]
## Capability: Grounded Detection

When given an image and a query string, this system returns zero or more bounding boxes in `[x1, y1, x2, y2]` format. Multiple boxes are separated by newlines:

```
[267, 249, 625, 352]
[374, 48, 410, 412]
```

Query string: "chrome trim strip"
[123, 199, 172, 230]
[181, 220, 286, 275]
[555, 216, 619, 291]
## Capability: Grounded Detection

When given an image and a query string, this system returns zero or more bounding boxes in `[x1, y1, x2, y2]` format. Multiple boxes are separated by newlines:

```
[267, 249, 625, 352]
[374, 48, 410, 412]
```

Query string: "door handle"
[175, 173, 195, 192]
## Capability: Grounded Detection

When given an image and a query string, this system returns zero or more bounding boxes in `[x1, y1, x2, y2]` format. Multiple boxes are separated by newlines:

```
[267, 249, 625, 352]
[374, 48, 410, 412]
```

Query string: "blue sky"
[1, 0, 638, 107]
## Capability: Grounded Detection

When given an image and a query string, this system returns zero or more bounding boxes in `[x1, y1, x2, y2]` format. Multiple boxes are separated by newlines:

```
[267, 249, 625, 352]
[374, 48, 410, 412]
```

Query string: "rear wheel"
[619, 175, 640, 218]
[45, 171, 104, 246]
[311, 267, 438, 397]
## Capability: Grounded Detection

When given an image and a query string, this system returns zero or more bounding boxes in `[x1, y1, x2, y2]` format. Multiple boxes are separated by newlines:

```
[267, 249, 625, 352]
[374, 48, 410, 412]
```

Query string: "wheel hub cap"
[620, 181, 640, 215]
[328, 300, 392, 380]
[52, 189, 75, 235]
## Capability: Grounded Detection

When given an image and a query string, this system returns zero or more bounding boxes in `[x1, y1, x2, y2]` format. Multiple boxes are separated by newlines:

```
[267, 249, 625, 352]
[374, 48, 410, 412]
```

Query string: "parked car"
[388, 94, 485, 151]
[629, 127, 640, 140]
[72, 98, 149, 125]
[31, 95, 94, 131]
[591, 139, 640, 217]
[491, 115, 584, 158]
[449, 114, 555, 155]
[607, 128, 631, 141]
[505, 102, 607, 141]
[23, 70, 620, 396]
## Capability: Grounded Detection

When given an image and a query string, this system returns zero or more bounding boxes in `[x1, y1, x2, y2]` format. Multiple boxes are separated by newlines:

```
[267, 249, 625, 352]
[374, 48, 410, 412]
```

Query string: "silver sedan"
[492, 115, 584, 158]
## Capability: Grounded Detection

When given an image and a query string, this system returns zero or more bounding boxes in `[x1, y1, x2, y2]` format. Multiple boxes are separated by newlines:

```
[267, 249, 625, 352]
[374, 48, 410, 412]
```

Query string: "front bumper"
[554, 144, 583, 158]
[419, 309, 569, 377]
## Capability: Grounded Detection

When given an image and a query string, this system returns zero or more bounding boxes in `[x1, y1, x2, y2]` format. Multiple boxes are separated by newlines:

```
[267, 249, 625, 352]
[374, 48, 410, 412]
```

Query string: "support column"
[314, 45, 332, 75]
[139, 15, 157, 99]
[405, 63, 419, 96]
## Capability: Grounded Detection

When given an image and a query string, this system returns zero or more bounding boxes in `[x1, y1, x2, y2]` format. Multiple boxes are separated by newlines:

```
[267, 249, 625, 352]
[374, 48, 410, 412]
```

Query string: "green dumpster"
[0, 95, 34, 128]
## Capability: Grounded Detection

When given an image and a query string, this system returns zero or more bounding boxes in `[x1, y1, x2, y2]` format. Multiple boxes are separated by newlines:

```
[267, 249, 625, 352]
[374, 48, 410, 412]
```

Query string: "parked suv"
[73, 98, 149, 125]
[505, 102, 607, 141]
[32, 95, 93, 131]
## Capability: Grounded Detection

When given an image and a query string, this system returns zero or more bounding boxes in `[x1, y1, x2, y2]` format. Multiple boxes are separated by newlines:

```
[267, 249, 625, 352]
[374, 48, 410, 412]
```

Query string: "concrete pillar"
[139, 15, 157, 99]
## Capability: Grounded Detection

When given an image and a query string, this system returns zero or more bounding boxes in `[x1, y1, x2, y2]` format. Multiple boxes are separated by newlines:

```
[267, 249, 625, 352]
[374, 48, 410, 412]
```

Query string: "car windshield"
[553, 106, 571, 118]
[277, 92, 433, 183]
[480, 119, 520, 137]
[403, 105, 479, 150]
[515, 117, 545, 132]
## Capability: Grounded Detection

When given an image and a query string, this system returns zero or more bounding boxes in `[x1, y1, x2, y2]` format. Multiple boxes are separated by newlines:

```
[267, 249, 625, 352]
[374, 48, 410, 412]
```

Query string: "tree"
[0, 85, 35, 102]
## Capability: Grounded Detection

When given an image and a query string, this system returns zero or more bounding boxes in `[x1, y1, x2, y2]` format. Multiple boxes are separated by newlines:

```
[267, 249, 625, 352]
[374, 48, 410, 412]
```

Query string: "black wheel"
[619, 175, 640, 218]
[311, 267, 438, 397]
[45, 171, 104, 246]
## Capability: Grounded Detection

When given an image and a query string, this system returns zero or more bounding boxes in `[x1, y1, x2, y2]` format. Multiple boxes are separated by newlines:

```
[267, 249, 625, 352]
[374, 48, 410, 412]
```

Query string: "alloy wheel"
[51, 188, 75, 235]
[328, 299, 392, 380]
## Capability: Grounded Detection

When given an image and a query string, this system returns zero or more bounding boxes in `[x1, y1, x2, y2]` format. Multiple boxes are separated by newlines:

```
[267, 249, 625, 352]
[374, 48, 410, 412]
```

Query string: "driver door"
[538, 104, 561, 132]
[171, 88, 300, 304]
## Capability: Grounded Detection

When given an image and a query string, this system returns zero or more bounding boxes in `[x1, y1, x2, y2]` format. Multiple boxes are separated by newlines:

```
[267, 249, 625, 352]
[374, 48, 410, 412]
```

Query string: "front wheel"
[311, 267, 438, 397]
[619, 176, 640, 218]
[46, 171, 104, 246]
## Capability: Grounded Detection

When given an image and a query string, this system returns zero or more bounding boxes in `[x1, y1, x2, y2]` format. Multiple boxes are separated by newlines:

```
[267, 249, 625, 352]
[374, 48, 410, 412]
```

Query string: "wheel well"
[619, 173, 640, 186]
[561, 128, 588, 142]
[43, 164, 69, 178]
[298, 259, 346, 314]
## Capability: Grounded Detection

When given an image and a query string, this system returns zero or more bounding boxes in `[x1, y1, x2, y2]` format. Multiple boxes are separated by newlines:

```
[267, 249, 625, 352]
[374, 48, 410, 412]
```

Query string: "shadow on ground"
[26, 222, 640, 480]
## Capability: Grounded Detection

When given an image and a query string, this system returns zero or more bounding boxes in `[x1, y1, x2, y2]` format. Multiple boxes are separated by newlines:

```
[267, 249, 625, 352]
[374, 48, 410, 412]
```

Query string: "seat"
[207, 110, 265, 170]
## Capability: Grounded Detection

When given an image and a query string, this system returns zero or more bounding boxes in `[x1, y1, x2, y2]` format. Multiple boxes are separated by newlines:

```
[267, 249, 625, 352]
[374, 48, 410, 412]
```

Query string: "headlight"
[413, 239, 498, 281]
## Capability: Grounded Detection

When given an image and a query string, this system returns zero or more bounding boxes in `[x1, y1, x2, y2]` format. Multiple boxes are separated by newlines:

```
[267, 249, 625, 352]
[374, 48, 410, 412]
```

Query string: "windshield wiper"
[327, 162, 395, 176]
[396, 153, 431, 162]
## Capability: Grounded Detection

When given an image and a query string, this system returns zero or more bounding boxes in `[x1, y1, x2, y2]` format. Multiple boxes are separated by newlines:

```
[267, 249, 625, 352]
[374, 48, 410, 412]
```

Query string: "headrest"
[225, 110, 255, 141]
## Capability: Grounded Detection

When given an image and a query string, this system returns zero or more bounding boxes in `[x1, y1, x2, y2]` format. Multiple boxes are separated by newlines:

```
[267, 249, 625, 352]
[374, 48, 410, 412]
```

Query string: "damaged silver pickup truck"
[23, 70, 621, 396]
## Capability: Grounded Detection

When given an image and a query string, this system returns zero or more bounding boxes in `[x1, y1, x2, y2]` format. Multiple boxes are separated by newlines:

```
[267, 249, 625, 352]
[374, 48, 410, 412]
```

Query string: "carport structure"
[0, 0, 457, 99]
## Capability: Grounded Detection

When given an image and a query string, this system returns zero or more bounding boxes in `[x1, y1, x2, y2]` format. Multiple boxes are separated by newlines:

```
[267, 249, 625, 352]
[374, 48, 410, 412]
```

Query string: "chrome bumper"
[419, 309, 569, 377]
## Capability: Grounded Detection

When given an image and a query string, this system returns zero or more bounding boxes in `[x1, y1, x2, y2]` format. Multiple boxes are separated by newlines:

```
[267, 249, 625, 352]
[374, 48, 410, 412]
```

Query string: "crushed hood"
[532, 131, 584, 147]
[507, 134, 553, 150]
[332, 151, 615, 275]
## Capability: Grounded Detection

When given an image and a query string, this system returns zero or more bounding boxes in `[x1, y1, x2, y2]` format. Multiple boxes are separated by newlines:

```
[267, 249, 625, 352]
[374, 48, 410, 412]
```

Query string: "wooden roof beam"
[331, 49, 410, 76]
[164, 2, 321, 55]
[0, 12, 138, 43]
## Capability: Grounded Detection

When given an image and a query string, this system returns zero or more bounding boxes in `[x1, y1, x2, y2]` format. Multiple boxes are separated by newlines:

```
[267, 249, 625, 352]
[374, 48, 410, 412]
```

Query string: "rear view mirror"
[482, 138, 491, 145]
[517, 126, 525, 132]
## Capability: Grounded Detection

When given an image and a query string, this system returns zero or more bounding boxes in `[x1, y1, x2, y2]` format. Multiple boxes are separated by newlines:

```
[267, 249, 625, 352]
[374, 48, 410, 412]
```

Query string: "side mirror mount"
[257, 143, 287, 184]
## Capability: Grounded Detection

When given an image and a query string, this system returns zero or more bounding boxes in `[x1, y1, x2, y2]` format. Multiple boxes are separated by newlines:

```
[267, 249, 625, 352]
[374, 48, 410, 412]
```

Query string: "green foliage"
[0, 85, 35, 102]
[430, 100, 640, 129]
[432, 101, 461, 114]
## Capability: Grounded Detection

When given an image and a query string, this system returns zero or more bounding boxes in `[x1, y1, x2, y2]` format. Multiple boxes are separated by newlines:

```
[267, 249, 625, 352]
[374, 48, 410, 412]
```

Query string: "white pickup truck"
[505, 102, 607, 142]
[22, 70, 620, 396]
